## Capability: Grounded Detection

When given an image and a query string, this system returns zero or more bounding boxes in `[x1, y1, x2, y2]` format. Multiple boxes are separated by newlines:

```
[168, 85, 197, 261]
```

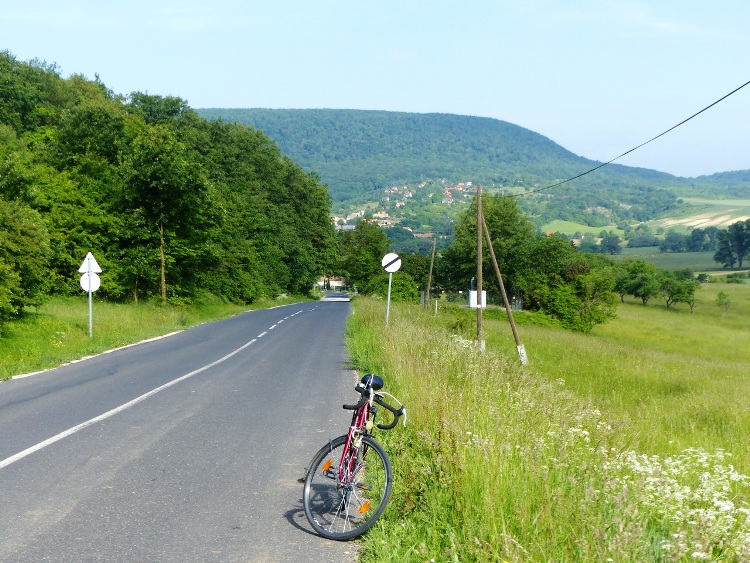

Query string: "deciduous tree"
[0, 197, 50, 324]
[339, 220, 389, 291]
[119, 123, 215, 301]
[714, 220, 750, 269]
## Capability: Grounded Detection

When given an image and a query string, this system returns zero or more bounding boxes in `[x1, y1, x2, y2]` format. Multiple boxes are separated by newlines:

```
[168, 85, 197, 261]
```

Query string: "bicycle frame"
[338, 390, 374, 486]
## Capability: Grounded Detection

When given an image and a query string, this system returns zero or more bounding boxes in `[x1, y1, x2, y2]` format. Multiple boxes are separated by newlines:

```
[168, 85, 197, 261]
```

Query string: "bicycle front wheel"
[302, 434, 393, 541]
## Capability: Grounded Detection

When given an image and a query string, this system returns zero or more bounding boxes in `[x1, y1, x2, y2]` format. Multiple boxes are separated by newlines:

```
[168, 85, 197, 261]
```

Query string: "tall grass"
[347, 295, 750, 561]
[0, 294, 298, 379]
[498, 283, 750, 471]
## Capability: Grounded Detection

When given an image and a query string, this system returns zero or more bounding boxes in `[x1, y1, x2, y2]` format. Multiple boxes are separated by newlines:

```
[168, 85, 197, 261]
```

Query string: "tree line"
[0, 52, 338, 330]
[342, 195, 720, 333]
[562, 220, 750, 272]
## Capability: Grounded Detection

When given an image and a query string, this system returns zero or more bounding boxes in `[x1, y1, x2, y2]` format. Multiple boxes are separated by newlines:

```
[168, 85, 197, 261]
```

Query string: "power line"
[513, 78, 750, 197]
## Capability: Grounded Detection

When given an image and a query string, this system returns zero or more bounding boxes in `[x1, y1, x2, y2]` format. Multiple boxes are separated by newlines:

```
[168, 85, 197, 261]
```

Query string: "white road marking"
[0, 313, 293, 470]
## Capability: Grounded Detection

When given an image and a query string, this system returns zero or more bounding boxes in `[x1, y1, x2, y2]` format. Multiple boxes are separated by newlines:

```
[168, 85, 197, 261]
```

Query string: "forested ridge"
[197, 108, 750, 227]
[0, 52, 338, 327]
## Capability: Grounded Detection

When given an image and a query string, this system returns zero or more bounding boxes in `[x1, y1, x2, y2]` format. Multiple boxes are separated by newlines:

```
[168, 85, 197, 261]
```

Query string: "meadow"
[348, 283, 750, 561]
[619, 247, 730, 273]
[540, 219, 623, 237]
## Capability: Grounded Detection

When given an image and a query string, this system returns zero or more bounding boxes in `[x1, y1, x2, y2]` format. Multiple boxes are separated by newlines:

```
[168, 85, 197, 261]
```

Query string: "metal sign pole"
[381, 253, 402, 326]
[386, 272, 393, 325]
[78, 252, 102, 338]
[88, 268, 93, 337]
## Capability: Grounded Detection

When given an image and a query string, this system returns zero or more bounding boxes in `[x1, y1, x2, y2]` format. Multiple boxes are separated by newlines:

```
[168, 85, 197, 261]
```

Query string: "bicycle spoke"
[303, 435, 392, 540]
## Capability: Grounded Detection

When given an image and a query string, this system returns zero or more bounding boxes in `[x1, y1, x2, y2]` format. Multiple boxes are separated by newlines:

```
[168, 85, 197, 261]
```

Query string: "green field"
[618, 247, 734, 273]
[348, 284, 750, 561]
[540, 219, 623, 236]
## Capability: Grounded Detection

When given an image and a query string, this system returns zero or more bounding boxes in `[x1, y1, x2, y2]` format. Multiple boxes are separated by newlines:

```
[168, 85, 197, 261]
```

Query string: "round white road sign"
[382, 253, 401, 273]
[80, 272, 101, 292]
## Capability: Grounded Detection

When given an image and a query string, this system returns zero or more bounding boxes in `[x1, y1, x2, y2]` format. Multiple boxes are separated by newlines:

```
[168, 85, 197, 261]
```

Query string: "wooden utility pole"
[476, 185, 484, 349]
[425, 238, 437, 308]
[481, 213, 528, 365]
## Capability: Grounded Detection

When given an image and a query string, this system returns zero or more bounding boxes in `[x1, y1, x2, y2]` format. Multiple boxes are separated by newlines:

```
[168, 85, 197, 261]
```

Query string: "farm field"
[618, 247, 733, 273]
[657, 197, 750, 230]
[540, 219, 623, 236]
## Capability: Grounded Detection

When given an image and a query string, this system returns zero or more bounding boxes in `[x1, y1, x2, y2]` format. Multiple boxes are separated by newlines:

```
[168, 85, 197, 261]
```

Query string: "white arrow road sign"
[78, 252, 102, 274]
[78, 252, 102, 337]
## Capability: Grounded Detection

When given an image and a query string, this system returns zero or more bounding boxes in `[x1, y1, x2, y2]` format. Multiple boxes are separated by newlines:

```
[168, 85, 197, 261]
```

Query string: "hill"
[196, 108, 749, 231]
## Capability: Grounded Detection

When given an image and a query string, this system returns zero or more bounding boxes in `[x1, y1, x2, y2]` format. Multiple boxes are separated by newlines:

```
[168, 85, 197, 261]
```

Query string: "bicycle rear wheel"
[302, 434, 393, 541]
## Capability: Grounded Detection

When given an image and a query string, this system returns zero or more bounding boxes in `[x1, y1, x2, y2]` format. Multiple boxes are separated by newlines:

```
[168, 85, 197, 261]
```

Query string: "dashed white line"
[0, 312, 304, 470]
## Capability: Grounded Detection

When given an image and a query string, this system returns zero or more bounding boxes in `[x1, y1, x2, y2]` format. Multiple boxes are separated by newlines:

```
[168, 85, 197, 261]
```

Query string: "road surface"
[0, 299, 360, 562]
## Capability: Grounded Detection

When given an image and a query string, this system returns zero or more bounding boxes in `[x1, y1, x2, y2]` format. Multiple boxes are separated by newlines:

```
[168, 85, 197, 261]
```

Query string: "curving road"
[0, 299, 360, 562]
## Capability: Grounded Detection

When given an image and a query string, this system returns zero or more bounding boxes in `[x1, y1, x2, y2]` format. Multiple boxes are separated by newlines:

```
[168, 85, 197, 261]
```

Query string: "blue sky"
[3, 1, 748, 177]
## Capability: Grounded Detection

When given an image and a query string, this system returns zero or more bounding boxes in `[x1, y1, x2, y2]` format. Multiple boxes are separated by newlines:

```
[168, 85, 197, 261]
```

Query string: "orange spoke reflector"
[359, 501, 371, 514]
[322, 459, 333, 473]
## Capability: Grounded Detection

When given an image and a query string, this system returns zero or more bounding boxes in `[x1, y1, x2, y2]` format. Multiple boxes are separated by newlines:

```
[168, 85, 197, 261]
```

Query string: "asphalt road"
[0, 299, 360, 562]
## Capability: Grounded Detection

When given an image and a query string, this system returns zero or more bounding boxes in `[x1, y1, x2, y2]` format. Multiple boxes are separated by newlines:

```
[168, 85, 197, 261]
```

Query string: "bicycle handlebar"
[342, 382, 405, 430]
[342, 389, 369, 411]
[374, 395, 406, 430]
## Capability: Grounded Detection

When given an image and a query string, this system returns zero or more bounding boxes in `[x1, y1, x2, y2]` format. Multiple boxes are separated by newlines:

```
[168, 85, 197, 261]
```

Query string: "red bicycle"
[302, 373, 406, 540]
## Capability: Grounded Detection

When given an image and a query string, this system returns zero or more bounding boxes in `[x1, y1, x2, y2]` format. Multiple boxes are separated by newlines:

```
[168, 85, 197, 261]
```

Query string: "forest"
[0, 52, 338, 328]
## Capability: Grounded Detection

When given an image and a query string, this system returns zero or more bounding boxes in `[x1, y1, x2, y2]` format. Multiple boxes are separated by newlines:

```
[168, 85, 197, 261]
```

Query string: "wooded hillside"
[197, 108, 749, 227]
[0, 52, 338, 327]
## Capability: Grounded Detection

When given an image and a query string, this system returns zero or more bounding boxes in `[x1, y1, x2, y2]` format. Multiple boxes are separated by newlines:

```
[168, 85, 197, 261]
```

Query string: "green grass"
[347, 287, 750, 561]
[540, 220, 623, 236]
[0, 294, 303, 379]
[618, 247, 742, 274]
[513, 284, 750, 467]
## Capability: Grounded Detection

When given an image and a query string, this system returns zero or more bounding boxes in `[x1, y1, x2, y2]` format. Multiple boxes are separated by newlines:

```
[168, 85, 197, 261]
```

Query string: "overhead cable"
[514, 78, 750, 197]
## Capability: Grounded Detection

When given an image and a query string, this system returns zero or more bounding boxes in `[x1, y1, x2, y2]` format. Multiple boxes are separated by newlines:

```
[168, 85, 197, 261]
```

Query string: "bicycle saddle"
[361, 373, 384, 390]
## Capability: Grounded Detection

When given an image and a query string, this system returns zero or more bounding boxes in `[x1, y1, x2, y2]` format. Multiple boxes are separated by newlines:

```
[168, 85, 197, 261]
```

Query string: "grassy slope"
[473, 281, 750, 471]
[347, 285, 750, 561]
[618, 247, 729, 272]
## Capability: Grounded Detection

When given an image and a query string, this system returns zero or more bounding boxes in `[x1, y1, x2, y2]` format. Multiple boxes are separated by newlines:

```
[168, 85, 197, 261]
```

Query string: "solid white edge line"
[0, 333, 262, 470]
[11, 331, 185, 380]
